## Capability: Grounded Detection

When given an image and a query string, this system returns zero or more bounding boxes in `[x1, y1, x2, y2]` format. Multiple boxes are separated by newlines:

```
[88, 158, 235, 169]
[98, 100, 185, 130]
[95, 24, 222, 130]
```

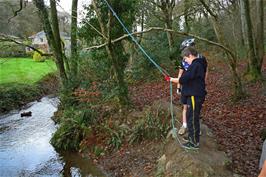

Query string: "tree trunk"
[211, 17, 245, 100]
[106, 10, 129, 105]
[92, 0, 129, 105]
[33, 0, 67, 82]
[184, 0, 190, 33]
[50, 0, 68, 81]
[164, 17, 174, 52]
[243, 0, 261, 80]
[227, 53, 245, 101]
[70, 0, 78, 77]
[255, 0, 264, 69]
[239, 0, 247, 46]
[162, 2, 174, 52]
[199, 0, 245, 99]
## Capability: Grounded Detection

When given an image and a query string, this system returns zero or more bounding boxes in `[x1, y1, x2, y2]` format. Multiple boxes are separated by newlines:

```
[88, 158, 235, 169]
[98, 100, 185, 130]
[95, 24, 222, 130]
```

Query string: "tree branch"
[149, 0, 163, 9]
[198, 0, 218, 19]
[0, 33, 52, 56]
[8, 0, 24, 23]
[54, 0, 107, 39]
[85, 27, 234, 58]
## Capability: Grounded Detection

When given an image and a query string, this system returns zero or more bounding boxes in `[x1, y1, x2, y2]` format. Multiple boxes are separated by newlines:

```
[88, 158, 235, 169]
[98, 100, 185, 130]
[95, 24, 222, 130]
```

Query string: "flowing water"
[0, 97, 106, 177]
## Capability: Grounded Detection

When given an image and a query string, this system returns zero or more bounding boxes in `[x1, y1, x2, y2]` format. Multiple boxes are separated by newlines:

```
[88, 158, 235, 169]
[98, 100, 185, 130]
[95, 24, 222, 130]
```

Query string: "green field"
[0, 58, 56, 84]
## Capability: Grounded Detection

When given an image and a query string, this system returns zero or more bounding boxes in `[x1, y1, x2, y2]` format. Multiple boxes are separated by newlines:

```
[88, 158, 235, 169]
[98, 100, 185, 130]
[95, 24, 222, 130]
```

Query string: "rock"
[156, 155, 166, 177]
[156, 124, 234, 177]
[20, 111, 32, 117]
[165, 160, 174, 171]
[158, 154, 166, 165]
[166, 128, 177, 139]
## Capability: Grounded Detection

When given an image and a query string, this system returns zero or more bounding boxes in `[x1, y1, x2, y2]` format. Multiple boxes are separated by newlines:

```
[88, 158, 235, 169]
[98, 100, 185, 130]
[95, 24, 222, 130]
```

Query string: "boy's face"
[184, 54, 194, 64]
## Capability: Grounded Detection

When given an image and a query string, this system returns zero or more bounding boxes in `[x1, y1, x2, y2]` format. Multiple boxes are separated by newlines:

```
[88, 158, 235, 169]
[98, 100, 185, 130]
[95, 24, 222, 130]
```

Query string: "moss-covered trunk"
[33, 0, 67, 83]
[70, 0, 78, 78]
[243, 0, 262, 81]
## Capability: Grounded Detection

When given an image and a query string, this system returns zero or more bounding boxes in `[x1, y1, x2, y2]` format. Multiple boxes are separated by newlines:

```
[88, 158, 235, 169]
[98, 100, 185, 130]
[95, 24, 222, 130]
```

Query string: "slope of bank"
[0, 73, 59, 114]
[96, 100, 237, 177]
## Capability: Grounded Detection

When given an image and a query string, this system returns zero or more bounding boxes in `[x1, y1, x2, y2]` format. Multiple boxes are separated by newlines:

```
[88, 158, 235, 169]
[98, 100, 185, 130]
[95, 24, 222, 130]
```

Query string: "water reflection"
[60, 152, 105, 177]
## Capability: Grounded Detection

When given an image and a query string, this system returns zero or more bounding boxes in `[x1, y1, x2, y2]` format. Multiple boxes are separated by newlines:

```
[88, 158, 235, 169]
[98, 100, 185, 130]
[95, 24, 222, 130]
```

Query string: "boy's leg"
[186, 96, 204, 145]
[178, 95, 187, 135]
[182, 105, 187, 126]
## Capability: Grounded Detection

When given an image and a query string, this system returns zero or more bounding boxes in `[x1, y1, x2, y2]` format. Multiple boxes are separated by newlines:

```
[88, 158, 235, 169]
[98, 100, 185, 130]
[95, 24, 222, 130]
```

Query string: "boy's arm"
[171, 65, 198, 84]
[179, 64, 200, 84]
[177, 69, 184, 88]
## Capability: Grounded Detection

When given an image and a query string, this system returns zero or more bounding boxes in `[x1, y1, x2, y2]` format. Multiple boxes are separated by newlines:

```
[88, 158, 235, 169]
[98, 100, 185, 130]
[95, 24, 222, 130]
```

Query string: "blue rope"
[102, 0, 168, 76]
[102, 0, 182, 146]
[170, 81, 182, 145]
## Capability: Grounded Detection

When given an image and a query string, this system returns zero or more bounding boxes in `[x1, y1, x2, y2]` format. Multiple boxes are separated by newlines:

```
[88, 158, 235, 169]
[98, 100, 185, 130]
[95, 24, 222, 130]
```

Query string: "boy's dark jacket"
[179, 57, 207, 97]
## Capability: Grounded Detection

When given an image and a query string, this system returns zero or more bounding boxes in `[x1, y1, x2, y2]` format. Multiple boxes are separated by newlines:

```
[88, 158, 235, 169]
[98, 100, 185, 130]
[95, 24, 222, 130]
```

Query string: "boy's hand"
[164, 75, 171, 81]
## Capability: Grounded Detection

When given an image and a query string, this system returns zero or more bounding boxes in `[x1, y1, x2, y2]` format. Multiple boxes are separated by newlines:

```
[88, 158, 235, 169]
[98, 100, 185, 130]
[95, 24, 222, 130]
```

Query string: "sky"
[43, 0, 91, 23]
[57, 0, 91, 14]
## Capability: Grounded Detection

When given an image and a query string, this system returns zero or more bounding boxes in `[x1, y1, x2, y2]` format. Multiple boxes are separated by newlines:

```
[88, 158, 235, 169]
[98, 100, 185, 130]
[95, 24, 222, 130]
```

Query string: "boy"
[177, 38, 208, 135]
[166, 47, 207, 149]
[176, 38, 195, 135]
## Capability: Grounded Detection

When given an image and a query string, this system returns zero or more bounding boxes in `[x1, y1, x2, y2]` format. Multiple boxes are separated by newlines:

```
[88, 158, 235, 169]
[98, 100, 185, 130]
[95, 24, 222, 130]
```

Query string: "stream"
[0, 96, 106, 177]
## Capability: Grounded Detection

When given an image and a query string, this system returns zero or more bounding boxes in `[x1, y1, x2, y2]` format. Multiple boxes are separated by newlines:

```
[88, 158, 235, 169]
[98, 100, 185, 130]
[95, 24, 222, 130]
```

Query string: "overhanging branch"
[0, 33, 52, 56]
[198, 0, 218, 19]
[85, 27, 234, 58]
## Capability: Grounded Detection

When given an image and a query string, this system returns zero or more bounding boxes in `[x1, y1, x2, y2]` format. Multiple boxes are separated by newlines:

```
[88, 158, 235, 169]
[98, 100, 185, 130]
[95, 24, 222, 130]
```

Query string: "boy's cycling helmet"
[180, 38, 195, 51]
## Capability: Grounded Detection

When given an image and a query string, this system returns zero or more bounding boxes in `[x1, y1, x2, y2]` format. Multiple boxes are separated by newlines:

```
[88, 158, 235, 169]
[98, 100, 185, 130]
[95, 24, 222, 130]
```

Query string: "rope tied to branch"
[102, 0, 182, 146]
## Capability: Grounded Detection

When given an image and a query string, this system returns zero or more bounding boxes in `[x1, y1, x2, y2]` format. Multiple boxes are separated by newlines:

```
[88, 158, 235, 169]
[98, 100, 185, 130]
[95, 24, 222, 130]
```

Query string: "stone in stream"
[20, 111, 32, 117]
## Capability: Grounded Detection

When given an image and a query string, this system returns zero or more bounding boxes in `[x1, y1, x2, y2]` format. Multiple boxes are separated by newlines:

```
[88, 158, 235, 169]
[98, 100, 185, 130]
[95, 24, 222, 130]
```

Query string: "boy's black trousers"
[186, 96, 205, 145]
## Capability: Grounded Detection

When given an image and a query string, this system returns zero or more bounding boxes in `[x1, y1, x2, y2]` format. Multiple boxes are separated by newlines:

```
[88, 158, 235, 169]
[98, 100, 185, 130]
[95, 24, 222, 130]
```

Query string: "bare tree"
[0, 1, 42, 37]
[254, 0, 264, 76]
[149, 0, 176, 51]
[199, 0, 245, 100]
[242, 0, 260, 80]
[92, 0, 131, 105]
[32, 0, 86, 87]
[70, 0, 78, 78]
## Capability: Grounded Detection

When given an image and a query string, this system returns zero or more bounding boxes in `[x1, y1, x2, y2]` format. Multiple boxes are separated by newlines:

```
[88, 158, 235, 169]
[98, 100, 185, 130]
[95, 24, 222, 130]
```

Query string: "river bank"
[0, 72, 59, 114]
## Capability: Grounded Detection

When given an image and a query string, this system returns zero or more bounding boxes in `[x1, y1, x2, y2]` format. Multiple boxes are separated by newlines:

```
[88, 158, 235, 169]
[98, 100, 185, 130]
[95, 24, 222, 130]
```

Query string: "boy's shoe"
[178, 126, 187, 135]
[182, 142, 199, 150]
[182, 136, 189, 142]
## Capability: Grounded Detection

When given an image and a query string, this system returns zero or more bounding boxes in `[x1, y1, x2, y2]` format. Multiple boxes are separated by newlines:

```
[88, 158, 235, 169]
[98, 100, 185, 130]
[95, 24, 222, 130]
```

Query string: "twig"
[8, 0, 24, 23]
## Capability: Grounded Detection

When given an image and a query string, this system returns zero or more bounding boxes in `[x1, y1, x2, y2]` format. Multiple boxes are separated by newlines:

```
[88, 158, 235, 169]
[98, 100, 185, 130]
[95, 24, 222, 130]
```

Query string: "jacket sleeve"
[179, 63, 200, 84]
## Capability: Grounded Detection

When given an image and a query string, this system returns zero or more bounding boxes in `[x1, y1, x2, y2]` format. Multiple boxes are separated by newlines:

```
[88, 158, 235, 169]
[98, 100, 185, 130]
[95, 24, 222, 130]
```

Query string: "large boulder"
[153, 100, 238, 177]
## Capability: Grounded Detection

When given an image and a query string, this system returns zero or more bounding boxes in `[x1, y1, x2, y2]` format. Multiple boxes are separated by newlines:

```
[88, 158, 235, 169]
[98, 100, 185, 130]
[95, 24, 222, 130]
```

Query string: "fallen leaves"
[129, 61, 266, 177]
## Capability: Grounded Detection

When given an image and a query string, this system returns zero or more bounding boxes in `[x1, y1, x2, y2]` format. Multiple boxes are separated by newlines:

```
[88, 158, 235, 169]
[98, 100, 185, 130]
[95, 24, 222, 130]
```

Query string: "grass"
[0, 57, 56, 84]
